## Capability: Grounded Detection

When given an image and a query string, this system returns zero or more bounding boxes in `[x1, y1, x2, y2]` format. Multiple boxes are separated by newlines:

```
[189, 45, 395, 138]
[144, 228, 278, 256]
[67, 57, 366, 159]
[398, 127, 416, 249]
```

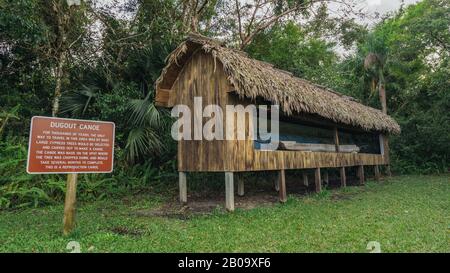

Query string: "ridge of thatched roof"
[156, 33, 401, 134]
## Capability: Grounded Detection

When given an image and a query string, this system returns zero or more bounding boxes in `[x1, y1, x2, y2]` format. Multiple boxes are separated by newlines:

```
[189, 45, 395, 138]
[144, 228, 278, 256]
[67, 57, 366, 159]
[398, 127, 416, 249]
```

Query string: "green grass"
[0, 175, 448, 253]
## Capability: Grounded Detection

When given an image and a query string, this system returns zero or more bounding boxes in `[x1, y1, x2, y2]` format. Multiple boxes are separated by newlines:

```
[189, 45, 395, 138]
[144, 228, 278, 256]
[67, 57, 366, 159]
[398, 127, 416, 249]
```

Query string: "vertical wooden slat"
[179, 172, 187, 204]
[237, 173, 244, 196]
[323, 171, 329, 184]
[379, 134, 385, 156]
[279, 169, 287, 203]
[274, 171, 280, 192]
[334, 127, 340, 152]
[225, 172, 234, 211]
[374, 165, 380, 181]
[340, 167, 346, 187]
[315, 168, 322, 193]
[358, 165, 365, 185]
[382, 134, 392, 176]
[303, 172, 309, 187]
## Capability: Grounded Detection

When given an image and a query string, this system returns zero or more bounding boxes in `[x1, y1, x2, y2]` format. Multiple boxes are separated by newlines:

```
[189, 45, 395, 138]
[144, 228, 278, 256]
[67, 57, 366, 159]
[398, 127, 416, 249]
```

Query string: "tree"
[228, 0, 360, 49]
[341, 0, 450, 173]
[59, 0, 181, 163]
[363, 34, 388, 114]
[36, 1, 91, 117]
[180, 0, 217, 32]
[246, 21, 337, 82]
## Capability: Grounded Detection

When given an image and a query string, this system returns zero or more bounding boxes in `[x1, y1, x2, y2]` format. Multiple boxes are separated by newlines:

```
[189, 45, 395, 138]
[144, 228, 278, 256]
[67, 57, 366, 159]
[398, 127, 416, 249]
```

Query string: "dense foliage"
[0, 0, 448, 208]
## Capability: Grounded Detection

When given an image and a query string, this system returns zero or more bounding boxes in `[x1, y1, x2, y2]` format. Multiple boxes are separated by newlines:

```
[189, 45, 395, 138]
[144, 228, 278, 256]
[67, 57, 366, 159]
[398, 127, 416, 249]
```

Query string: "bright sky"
[97, 0, 422, 23]
[364, 0, 421, 17]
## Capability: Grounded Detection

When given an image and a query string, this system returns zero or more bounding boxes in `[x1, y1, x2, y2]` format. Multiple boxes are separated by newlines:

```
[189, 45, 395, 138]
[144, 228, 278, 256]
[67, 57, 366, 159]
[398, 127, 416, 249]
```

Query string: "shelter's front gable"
[169, 50, 239, 171]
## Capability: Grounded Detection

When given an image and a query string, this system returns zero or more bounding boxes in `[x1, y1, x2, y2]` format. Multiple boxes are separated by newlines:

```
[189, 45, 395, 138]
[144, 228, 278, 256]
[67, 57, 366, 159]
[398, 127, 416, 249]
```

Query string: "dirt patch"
[330, 191, 355, 201]
[133, 191, 281, 220]
[132, 174, 363, 218]
[133, 179, 313, 219]
[110, 226, 144, 236]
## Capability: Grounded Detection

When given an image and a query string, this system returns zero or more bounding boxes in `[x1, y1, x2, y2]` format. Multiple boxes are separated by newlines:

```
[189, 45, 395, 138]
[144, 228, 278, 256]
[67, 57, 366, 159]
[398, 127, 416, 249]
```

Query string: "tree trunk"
[51, 52, 66, 117]
[379, 82, 387, 114]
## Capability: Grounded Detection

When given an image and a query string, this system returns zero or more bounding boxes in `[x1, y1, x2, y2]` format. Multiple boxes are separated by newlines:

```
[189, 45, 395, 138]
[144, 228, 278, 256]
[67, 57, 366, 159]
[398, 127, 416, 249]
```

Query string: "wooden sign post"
[27, 116, 115, 235]
[63, 173, 78, 235]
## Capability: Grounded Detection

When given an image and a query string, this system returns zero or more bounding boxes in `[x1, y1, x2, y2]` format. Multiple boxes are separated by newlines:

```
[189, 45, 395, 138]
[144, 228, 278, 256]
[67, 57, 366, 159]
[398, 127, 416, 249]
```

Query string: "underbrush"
[0, 137, 178, 209]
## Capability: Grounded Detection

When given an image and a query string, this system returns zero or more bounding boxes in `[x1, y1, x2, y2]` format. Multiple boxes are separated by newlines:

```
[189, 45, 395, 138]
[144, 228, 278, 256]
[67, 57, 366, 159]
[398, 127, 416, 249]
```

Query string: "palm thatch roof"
[156, 33, 400, 134]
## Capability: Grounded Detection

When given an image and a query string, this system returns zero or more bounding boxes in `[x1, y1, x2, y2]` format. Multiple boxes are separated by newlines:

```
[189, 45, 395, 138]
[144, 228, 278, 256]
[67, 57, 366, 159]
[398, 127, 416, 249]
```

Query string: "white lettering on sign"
[79, 124, 100, 130]
[49, 122, 101, 131]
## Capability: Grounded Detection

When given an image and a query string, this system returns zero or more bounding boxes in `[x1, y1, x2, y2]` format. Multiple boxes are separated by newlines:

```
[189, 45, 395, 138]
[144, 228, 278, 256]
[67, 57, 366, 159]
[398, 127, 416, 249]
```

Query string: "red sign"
[27, 116, 115, 174]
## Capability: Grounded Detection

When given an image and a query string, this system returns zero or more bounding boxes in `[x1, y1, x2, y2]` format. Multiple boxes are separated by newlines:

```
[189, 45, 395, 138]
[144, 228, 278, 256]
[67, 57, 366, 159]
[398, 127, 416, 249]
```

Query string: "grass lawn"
[0, 175, 448, 253]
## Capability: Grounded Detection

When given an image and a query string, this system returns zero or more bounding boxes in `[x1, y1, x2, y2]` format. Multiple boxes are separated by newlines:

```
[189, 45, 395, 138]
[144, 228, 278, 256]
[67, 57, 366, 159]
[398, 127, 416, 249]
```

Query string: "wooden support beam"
[358, 165, 365, 185]
[374, 165, 381, 181]
[303, 173, 309, 187]
[237, 174, 244, 196]
[274, 172, 280, 192]
[225, 172, 234, 211]
[63, 173, 78, 235]
[179, 172, 187, 204]
[323, 171, 329, 185]
[380, 134, 391, 175]
[278, 169, 287, 203]
[315, 168, 322, 193]
[340, 167, 346, 187]
[334, 127, 340, 152]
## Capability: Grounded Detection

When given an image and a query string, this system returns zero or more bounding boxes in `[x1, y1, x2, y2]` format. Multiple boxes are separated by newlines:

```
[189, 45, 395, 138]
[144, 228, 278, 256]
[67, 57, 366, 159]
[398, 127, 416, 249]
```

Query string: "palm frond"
[125, 127, 164, 163]
[60, 85, 98, 117]
[128, 98, 161, 127]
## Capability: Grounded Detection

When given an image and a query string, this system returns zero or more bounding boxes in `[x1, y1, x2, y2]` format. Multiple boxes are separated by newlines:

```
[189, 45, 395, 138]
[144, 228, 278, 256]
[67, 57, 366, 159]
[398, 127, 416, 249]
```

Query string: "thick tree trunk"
[190, 14, 199, 32]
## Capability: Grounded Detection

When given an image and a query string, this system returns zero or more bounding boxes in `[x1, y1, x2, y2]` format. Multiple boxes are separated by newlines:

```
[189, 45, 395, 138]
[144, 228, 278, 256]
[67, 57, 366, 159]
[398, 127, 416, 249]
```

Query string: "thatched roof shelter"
[156, 33, 400, 134]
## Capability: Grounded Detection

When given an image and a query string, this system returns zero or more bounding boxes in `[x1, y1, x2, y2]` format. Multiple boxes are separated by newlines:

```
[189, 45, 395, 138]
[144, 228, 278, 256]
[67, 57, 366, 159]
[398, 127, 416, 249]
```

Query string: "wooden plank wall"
[173, 51, 388, 172]
[173, 51, 230, 171]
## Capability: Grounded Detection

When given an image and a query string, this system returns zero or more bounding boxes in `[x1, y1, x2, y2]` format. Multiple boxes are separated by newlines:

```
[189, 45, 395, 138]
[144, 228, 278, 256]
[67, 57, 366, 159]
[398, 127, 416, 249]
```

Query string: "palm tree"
[60, 87, 166, 164]
[363, 35, 391, 176]
[125, 94, 166, 164]
[363, 35, 388, 114]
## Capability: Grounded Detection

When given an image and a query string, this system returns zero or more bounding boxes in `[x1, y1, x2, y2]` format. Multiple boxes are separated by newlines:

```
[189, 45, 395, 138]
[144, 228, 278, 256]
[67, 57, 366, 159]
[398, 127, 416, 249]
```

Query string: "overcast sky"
[99, 0, 422, 23]
[362, 0, 421, 23]
[364, 0, 420, 14]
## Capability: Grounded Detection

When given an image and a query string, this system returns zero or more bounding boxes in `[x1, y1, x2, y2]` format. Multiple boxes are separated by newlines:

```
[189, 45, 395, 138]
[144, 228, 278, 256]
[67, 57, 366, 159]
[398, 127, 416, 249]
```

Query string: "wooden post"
[323, 171, 329, 185]
[278, 169, 287, 203]
[63, 173, 78, 236]
[333, 127, 340, 152]
[274, 172, 280, 192]
[314, 168, 322, 193]
[340, 167, 346, 187]
[237, 174, 244, 197]
[380, 134, 391, 177]
[358, 165, 365, 185]
[303, 173, 308, 187]
[374, 165, 380, 181]
[225, 172, 234, 211]
[179, 172, 187, 204]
